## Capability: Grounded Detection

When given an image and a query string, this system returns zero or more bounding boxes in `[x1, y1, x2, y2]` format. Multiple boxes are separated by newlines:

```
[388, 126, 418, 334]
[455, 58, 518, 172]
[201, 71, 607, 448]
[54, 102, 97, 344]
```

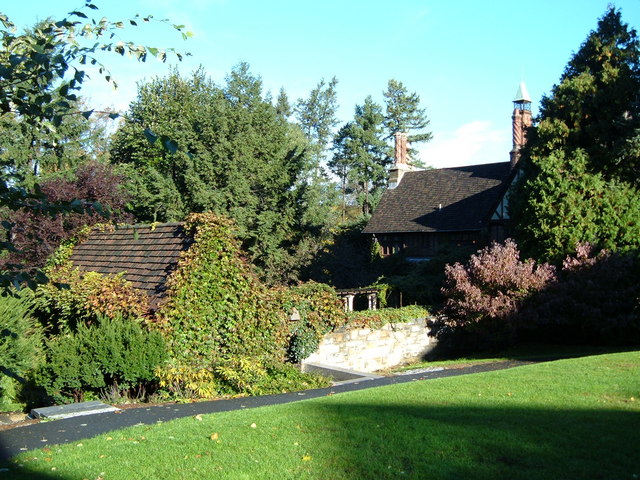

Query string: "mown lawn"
[4, 351, 640, 479]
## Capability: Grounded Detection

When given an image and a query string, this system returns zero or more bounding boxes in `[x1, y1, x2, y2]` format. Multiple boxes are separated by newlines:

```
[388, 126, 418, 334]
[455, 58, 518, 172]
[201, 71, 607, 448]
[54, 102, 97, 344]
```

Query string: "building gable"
[69, 222, 192, 303]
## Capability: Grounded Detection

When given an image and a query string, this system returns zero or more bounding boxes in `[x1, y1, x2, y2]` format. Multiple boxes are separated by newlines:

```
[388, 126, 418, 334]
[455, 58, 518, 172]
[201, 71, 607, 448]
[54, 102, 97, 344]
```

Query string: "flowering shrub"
[441, 239, 556, 325]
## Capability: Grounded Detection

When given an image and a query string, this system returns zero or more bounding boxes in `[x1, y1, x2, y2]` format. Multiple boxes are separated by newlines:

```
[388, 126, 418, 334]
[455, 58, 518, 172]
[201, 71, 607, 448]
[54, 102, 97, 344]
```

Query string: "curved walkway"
[0, 360, 532, 461]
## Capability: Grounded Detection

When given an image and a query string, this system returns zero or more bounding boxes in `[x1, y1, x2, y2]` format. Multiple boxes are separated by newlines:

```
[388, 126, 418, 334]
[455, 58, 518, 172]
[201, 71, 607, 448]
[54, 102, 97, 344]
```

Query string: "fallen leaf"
[194, 414, 203, 421]
[210, 433, 219, 441]
[106, 437, 112, 441]
[250, 423, 257, 429]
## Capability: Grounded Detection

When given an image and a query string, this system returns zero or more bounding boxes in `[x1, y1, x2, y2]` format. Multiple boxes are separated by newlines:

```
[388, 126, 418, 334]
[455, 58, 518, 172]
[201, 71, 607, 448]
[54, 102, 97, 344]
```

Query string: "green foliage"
[36, 261, 148, 333]
[383, 79, 433, 162]
[0, 4, 187, 289]
[511, 7, 640, 261]
[331, 96, 390, 218]
[512, 147, 640, 262]
[286, 327, 320, 364]
[281, 282, 347, 363]
[538, 7, 640, 183]
[0, 291, 43, 406]
[110, 66, 317, 281]
[34, 315, 167, 404]
[156, 213, 290, 384]
[295, 76, 340, 162]
[346, 305, 429, 330]
[215, 357, 330, 396]
[156, 215, 342, 394]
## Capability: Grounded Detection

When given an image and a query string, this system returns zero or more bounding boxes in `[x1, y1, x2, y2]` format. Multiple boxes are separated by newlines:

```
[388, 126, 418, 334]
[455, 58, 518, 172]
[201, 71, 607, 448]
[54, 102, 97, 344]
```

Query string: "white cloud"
[417, 121, 510, 169]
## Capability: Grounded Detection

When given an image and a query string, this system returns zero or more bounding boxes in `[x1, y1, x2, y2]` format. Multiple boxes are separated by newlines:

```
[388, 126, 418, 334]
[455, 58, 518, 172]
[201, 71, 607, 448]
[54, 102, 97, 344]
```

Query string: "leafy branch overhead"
[0, 2, 190, 288]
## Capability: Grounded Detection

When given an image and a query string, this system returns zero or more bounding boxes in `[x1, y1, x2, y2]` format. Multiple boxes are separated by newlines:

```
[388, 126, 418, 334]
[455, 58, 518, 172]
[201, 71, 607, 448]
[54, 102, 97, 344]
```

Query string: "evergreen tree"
[275, 87, 292, 118]
[293, 77, 341, 241]
[331, 96, 390, 218]
[383, 79, 433, 162]
[511, 7, 640, 262]
[110, 65, 315, 282]
[294, 76, 339, 163]
[536, 7, 640, 184]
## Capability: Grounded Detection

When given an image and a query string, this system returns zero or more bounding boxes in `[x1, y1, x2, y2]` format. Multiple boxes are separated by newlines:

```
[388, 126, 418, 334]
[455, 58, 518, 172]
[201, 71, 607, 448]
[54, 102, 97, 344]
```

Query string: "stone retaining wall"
[303, 317, 434, 373]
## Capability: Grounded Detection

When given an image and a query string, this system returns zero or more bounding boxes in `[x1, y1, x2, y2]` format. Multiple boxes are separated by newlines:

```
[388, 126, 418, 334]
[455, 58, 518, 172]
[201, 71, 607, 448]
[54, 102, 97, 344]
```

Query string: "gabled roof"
[363, 162, 513, 234]
[69, 222, 192, 302]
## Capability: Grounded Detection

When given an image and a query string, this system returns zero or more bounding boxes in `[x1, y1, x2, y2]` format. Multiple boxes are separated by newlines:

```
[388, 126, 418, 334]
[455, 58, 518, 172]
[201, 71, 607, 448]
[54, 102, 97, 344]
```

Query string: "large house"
[363, 83, 532, 258]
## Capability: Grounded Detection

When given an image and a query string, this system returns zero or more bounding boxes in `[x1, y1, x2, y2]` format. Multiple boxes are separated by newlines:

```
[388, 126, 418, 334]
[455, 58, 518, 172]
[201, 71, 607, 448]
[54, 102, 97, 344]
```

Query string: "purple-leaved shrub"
[434, 239, 556, 351]
[528, 243, 640, 344]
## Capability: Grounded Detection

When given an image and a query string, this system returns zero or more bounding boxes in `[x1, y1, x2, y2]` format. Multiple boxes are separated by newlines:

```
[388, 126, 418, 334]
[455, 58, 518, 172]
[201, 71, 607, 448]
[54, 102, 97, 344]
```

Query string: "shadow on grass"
[302, 402, 640, 480]
[0, 437, 60, 480]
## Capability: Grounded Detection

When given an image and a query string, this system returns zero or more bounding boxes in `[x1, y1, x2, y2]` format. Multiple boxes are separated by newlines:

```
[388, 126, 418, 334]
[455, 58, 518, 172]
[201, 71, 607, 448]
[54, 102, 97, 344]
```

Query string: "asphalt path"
[0, 360, 532, 462]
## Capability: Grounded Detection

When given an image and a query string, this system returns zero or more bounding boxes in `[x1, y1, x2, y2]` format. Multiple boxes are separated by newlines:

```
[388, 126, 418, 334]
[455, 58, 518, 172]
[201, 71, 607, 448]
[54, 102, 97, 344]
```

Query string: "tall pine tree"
[511, 7, 640, 262]
[383, 79, 433, 162]
[331, 96, 389, 218]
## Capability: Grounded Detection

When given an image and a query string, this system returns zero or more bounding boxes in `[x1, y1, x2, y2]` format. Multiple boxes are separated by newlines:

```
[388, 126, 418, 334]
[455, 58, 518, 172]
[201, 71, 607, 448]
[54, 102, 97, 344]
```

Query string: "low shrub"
[0, 291, 44, 408]
[34, 315, 167, 404]
[155, 357, 330, 399]
[214, 357, 330, 396]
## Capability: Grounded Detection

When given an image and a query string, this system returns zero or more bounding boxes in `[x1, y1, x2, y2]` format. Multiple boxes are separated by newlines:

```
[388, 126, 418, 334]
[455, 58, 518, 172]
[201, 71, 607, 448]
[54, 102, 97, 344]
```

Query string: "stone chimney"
[510, 82, 532, 168]
[388, 132, 412, 189]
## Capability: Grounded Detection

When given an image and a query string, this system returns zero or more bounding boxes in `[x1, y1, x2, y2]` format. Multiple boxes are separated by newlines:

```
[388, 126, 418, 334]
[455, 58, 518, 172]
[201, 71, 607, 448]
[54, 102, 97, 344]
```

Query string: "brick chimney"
[394, 132, 408, 165]
[388, 132, 412, 189]
[510, 82, 532, 168]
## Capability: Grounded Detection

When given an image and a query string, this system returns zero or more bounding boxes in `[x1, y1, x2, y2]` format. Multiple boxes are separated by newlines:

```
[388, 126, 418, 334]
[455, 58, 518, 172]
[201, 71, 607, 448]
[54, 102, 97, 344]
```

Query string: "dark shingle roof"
[69, 222, 192, 301]
[363, 162, 513, 234]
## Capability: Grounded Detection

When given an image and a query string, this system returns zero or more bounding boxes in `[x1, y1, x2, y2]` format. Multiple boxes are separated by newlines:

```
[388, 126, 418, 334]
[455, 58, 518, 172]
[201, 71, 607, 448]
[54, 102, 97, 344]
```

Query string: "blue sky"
[4, 0, 640, 168]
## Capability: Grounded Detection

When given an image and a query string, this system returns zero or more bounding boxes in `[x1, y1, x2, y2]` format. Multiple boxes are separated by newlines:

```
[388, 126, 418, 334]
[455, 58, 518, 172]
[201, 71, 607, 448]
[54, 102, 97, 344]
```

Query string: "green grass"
[390, 342, 639, 371]
[4, 351, 640, 479]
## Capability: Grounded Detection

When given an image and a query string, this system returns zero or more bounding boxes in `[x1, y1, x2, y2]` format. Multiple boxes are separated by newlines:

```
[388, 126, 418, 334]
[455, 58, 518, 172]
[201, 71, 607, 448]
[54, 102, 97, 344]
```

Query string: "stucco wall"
[303, 317, 434, 373]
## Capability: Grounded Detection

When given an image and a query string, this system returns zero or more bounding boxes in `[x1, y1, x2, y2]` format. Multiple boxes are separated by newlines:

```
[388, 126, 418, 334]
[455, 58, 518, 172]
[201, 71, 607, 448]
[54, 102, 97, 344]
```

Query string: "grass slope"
[5, 351, 640, 480]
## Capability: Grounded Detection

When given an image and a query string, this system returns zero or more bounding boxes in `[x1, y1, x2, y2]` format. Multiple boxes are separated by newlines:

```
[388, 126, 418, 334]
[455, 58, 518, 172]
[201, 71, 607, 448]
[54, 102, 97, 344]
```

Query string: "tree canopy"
[331, 96, 389, 218]
[383, 79, 433, 162]
[511, 6, 640, 262]
[110, 65, 317, 282]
